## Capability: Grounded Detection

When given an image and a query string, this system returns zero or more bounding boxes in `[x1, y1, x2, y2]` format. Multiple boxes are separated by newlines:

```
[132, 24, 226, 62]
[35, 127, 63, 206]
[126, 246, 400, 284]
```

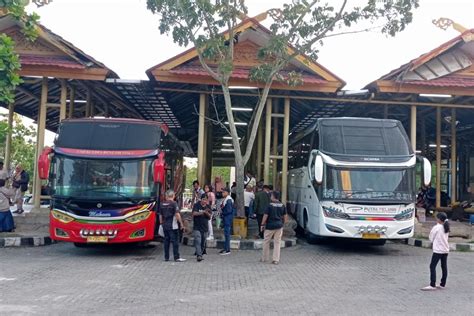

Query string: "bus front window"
[53, 156, 155, 200]
[322, 166, 415, 202]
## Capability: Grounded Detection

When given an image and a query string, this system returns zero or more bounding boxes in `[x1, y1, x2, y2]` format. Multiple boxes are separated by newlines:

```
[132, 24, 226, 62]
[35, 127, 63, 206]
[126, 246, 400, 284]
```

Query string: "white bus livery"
[287, 117, 431, 245]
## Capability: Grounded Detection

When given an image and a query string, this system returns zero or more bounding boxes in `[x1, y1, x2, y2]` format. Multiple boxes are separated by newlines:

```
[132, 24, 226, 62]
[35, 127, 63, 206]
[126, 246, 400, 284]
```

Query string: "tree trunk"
[234, 157, 245, 217]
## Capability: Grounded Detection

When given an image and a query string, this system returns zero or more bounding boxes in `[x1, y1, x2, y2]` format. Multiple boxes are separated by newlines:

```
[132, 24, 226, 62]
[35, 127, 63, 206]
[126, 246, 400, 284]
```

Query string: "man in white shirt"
[244, 185, 255, 220]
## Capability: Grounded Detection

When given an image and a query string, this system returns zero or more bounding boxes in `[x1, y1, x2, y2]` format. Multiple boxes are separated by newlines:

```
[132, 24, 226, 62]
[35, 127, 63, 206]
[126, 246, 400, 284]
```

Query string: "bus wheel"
[73, 242, 88, 248]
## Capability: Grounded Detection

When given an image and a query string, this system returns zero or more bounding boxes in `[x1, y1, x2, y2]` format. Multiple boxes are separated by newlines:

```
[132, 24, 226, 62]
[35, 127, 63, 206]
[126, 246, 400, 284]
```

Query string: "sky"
[9, 0, 474, 145]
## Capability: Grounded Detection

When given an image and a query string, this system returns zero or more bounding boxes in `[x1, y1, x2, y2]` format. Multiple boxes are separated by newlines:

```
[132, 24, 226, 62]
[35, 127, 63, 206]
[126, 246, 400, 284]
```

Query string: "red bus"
[38, 118, 184, 246]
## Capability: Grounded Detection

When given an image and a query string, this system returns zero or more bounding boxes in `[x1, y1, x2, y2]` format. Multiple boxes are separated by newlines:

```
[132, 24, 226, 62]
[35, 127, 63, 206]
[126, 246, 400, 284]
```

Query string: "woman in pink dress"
[204, 184, 216, 240]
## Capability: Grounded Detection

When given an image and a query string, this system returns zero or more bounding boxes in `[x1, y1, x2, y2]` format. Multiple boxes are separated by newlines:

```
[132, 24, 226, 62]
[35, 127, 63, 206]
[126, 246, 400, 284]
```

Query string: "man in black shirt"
[160, 190, 186, 262]
[192, 194, 212, 262]
[261, 191, 287, 265]
[254, 185, 271, 239]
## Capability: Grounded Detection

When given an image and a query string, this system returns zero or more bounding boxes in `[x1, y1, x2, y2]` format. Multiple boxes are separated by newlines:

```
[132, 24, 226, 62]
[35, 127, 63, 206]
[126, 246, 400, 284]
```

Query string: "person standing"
[11, 164, 29, 214]
[261, 191, 287, 265]
[220, 187, 233, 255]
[192, 194, 212, 262]
[159, 190, 186, 262]
[204, 184, 216, 240]
[0, 179, 16, 232]
[421, 212, 450, 291]
[244, 185, 255, 220]
[192, 180, 205, 205]
[254, 185, 271, 238]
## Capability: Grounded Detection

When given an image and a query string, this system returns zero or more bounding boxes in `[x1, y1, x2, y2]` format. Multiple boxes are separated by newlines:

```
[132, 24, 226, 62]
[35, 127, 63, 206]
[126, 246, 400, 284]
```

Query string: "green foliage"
[0, 113, 37, 178]
[0, 0, 41, 103]
[0, 34, 22, 104]
[185, 167, 197, 190]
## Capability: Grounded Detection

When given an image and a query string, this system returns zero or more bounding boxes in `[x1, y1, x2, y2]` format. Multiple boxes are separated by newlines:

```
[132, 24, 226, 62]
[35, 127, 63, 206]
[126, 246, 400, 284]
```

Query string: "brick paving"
[0, 241, 473, 315]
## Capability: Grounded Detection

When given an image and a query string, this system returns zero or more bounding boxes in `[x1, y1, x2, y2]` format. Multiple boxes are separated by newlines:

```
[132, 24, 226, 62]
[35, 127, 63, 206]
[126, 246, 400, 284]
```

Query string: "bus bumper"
[320, 218, 414, 239]
[49, 212, 156, 244]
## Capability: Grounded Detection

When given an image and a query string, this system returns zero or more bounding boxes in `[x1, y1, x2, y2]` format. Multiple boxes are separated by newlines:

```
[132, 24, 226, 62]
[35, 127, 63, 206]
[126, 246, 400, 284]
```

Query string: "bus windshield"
[322, 166, 415, 202]
[52, 155, 155, 200]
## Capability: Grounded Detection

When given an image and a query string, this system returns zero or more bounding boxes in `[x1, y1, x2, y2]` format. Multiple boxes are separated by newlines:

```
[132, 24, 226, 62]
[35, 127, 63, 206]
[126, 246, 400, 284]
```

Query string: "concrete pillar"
[436, 107, 441, 209]
[59, 80, 67, 121]
[263, 98, 272, 184]
[420, 117, 426, 155]
[451, 108, 457, 203]
[197, 94, 208, 186]
[281, 98, 290, 204]
[410, 105, 417, 152]
[4, 102, 15, 171]
[68, 86, 75, 119]
[383, 105, 388, 119]
[204, 117, 213, 185]
[34, 77, 48, 209]
[256, 122, 263, 181]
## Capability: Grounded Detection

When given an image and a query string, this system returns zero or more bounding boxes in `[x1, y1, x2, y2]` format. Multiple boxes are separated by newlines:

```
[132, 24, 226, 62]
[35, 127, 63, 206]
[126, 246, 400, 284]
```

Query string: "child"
[421, 212, 450, 291]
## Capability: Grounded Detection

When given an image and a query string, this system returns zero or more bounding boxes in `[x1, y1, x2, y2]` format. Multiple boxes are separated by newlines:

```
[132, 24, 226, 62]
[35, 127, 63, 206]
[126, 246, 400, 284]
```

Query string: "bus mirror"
[153, 152, 165, 184]
[38, 147, 53, 180]
[423, 157, 431, 186]
[314, 155, 323, 184]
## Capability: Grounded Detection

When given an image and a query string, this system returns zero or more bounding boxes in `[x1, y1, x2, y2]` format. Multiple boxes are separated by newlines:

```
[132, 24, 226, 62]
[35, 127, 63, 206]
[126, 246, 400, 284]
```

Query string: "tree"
[0, 113, 37, 179]
[147, 0, 419, 215]
[0, 0, 45, 104]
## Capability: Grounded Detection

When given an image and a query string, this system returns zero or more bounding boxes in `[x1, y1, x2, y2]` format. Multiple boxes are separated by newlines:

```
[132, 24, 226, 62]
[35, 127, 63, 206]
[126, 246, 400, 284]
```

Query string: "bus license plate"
[87, 236, 108, 243]
[362, 233, 380, 239]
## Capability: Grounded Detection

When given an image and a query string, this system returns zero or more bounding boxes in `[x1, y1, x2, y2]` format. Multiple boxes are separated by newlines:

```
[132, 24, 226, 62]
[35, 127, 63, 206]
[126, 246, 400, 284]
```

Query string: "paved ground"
[0, 241, 473, 315]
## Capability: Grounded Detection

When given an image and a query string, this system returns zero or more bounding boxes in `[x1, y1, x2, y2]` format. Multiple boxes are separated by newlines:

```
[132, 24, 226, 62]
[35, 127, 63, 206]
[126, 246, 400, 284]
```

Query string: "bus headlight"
[394, 208, 415, 221]
[51, 210, 75, 223]
[322, 206, 350, 219]
[125, 211, 151, 224]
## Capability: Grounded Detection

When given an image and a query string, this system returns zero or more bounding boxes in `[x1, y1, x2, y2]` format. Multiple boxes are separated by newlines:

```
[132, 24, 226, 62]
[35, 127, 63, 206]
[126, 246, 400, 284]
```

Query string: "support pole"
[451, 108, 457, 203]
[272, 108, 278, 188]
[34, 77, 48, 209]
[383, 105, 388, 119]
[410, 105, 417, 152]
[4, 103, 15, 171]
[197, 94, 207, 186]
[256, 123, 263, 181]
[436, 107, 441, 209]
[281, 98, 290, 205]
[263, 98, 272, 184]
[59, 80, 67, 121]
[68, 86, 75, 119]
[85, 89, 91, 117]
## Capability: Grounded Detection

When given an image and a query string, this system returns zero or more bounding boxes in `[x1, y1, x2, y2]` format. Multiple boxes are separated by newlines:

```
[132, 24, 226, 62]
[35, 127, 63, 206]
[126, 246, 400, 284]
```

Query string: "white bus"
[287, 118, 431, 245]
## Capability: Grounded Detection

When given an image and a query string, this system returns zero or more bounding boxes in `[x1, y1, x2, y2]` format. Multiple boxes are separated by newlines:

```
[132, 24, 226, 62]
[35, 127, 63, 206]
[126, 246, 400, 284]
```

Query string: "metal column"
[281, 98, 290, 204]
[263, 98, 272, 184]
[436, 107, 441, 209]
[33, 77, 48, 209]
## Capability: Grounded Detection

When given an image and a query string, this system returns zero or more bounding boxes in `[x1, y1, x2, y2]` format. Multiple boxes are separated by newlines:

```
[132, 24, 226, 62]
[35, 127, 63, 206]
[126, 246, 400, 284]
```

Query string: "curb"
[0, 235, 56, 248]
[182, 236, 297, 250]
[404, 238, 474, 252]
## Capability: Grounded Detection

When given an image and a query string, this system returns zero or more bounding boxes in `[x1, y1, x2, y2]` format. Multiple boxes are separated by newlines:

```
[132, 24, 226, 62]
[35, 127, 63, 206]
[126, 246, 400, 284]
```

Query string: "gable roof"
[146, 16, 345, 92]
[0, 15, 117, 80]
[367, 28, 474, 96]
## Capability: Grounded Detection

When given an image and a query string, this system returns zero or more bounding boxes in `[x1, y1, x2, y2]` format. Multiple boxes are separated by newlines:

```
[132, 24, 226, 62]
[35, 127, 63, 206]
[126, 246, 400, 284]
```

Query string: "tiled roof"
[169, 65, 328, 84]
[20, 55, 85, 69]
[404, 76, 474, 88]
